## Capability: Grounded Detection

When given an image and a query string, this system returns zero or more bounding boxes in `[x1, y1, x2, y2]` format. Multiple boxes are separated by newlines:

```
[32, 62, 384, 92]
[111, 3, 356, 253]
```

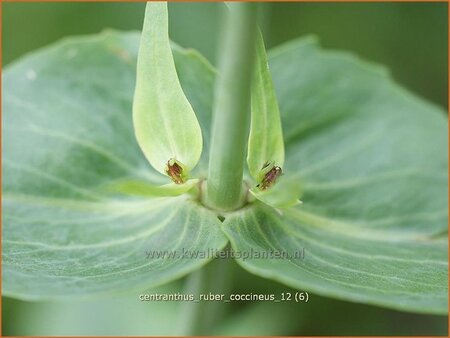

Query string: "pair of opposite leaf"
[131, 2, 301, 209]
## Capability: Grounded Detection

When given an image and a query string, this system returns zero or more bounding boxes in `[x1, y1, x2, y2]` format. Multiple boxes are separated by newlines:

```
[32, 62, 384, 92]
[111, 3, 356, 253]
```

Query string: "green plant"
[3, 2, 447, 335]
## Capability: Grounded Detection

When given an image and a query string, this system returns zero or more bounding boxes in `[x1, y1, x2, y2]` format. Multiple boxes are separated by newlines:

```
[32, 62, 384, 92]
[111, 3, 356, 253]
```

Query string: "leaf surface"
[3, 30, 447, 314]
[133, 2, 203, 176]
[222, 37, 448, 314]
[247, 29, 285, 181]
[2, 31, 226, 300]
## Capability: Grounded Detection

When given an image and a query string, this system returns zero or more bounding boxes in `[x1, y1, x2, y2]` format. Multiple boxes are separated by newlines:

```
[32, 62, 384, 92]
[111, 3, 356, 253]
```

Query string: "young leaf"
[133, 2, 203, 178]
[247, 29, 285, 182]
[2, 31, 226, 299]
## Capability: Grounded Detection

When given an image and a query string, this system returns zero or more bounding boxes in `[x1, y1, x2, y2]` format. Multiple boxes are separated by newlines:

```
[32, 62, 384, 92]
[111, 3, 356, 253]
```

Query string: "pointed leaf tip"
[133, 2, 203, 177]
[247, 29, 285, 181]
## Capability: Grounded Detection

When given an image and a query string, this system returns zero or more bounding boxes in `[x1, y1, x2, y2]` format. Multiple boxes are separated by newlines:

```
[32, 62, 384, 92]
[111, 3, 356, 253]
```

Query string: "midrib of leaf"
[222, 210, 446, 317]
[268, 210, 447, 266]
[3, 206, 180, 251]
[4, 196, 228, 298]
[285, 207, 447, 243]
[253, 213, 443, 291]
[232, 210, 444, 295]
[2, 193, 170, 212]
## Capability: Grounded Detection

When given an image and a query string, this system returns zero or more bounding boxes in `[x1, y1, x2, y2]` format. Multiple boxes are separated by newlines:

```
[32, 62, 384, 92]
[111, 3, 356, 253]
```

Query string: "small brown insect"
[257, 163, 282, 190]
[165, 159, 185, 184]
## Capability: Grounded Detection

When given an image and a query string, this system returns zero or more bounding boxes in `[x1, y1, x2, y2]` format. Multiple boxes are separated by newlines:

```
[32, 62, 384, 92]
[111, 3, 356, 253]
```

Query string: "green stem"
[176, 256, 234, 335]
[205, 3, 259, 211]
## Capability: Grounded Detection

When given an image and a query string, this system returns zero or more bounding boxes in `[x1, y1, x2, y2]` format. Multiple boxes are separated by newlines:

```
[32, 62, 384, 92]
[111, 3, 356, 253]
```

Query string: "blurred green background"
[2, 2, 448, 336]
[3, 260, 449, 336]
[3, 2, 448, 108]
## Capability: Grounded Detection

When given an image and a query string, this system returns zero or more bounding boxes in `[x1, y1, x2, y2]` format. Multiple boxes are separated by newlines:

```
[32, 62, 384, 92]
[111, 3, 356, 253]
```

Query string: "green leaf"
[247, 29, 285, 181]
[221, 37, 448, 314]
[223, 204, 447, 314]
[103, 178, 199, 197]
[3, 25, 447, 316]
[2, 31, 227, 300]
[4, 195, 227, 300]
[133, 2, 203, 178]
